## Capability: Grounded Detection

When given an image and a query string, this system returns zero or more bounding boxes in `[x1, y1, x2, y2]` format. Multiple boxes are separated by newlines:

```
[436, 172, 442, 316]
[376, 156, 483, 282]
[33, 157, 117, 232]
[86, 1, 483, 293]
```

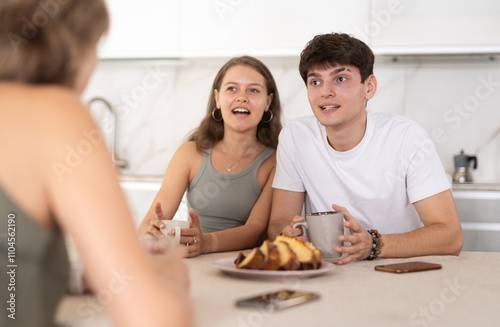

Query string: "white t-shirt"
[273, 111, 450, 234]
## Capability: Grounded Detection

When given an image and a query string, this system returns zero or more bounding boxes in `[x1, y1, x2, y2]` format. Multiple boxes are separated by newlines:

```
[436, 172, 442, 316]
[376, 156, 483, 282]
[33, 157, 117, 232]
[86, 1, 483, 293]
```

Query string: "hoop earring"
[212, 108, 222, 121]
[262, 110, 273, 123]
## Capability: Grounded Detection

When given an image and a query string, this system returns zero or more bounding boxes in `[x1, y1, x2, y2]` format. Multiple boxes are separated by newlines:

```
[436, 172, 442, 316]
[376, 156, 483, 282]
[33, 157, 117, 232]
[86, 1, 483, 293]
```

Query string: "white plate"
[212, 258, 336, 280]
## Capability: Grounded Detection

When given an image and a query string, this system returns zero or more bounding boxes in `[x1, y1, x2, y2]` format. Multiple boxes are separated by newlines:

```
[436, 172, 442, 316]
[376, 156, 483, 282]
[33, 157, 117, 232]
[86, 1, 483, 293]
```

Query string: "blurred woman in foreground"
[0, 1, 191, 326]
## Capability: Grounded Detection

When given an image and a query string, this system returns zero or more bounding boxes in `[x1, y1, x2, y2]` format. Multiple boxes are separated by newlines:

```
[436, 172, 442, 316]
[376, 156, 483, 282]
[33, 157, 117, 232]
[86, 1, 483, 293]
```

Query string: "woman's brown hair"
[189, 56, 282, 151]
[0, 0, 109, 88]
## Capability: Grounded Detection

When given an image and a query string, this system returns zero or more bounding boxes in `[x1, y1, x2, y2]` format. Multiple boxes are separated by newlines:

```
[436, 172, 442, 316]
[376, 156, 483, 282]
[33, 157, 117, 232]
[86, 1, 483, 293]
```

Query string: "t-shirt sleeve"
[272, 125, 306, 192]
[405, 125, 451, 203]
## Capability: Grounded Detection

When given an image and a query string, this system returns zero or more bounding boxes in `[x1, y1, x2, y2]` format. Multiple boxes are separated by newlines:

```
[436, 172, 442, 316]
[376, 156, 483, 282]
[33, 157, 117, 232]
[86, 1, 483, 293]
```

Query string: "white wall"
[83, 56, 500, 183]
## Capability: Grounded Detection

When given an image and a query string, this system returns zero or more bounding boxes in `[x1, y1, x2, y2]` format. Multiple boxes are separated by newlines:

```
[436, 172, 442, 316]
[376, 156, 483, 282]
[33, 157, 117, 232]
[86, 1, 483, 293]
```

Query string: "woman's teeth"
[232, 108, 250, 114]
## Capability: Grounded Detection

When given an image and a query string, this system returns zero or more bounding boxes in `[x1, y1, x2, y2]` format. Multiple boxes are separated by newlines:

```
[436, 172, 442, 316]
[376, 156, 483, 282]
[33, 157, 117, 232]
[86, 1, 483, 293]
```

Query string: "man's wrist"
[364, 229, 383, 260]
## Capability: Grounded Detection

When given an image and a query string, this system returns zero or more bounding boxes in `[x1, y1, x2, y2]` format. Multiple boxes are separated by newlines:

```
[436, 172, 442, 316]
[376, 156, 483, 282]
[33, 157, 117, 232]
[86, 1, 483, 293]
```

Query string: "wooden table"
[56, 251, 500, 327]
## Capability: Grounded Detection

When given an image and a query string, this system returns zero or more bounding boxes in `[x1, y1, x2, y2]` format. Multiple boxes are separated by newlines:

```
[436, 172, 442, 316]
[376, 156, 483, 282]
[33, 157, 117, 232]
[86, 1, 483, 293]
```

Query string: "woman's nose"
[236, 92, 248, 102]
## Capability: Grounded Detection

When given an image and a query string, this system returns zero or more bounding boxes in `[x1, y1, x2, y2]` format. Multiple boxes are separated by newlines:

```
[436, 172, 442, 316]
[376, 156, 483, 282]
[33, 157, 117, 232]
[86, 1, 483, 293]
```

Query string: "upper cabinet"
[98, 0, 500, 59]
[370, 0, 500, 54]
[177, 0, 369, 57]
[98, 0, 369, 58]
[98, 0, 180, 59]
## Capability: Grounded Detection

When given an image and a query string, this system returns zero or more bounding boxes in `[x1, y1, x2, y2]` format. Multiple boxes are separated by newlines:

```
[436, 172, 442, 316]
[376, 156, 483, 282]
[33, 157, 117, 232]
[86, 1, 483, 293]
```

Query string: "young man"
[268, 33, 463, 264]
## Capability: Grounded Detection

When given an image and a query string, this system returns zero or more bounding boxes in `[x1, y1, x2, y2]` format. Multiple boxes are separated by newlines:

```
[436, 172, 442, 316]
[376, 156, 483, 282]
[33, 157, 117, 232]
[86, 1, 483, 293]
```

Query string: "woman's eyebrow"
[223, 81, 264, 88]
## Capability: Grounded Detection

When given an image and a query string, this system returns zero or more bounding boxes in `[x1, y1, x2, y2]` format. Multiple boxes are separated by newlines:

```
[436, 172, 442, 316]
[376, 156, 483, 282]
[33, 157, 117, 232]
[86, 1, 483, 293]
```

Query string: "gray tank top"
[0, 186, 69, 327]
[187, 146, 275, 233]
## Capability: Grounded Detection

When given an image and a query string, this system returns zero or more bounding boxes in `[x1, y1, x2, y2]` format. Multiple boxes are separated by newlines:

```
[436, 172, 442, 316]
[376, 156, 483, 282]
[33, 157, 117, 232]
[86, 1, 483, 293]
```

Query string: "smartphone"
[374, 261, 442, 273]
[236, 289, 320, 311]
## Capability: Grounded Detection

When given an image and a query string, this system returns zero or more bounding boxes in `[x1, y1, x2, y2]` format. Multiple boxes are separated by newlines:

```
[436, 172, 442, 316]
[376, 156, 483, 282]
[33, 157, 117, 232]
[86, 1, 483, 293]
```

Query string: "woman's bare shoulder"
[262, 148, 276, 168]
[0, 84, 95, 146]
[165, 141, 205, 182]
[256, 148, 276, 187]
[167, 141, 203, 167]
[173, 141, 204, 160]
[0, 84, 99, 225]
[178, 141, 200, 153]
[0, 83, 80, 102]
[0, 84, 88, 125]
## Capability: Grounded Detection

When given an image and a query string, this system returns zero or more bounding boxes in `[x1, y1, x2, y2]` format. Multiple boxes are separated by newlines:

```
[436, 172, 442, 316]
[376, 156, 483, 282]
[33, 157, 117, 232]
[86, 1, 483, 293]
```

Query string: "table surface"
[56, 251, 500, 327]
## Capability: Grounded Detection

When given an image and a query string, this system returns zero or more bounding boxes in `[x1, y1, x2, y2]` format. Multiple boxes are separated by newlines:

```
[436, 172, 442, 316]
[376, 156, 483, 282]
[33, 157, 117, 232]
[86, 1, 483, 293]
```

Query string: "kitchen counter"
[452, 183, 500, 191]
[118, 175, 163, 183]
[56, 251, 500, 327]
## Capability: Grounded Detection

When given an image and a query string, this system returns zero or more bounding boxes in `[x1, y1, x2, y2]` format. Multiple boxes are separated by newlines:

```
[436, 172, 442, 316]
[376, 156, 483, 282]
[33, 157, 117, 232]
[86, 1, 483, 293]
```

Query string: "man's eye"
[337, 76, 347, 82]
[310, 80, 320, 86]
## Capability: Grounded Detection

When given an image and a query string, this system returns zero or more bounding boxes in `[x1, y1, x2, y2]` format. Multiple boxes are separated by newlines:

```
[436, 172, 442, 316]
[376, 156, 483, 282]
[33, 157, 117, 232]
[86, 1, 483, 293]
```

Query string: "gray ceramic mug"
[293, 211, 344, 261]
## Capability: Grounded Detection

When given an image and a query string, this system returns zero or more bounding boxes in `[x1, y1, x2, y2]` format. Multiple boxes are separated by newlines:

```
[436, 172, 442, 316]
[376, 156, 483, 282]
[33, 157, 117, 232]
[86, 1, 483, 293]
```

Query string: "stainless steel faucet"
[88, 97, 128, 169]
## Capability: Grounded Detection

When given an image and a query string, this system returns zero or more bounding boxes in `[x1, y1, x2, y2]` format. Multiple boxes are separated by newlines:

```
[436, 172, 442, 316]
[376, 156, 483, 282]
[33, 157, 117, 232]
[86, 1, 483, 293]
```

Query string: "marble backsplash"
[82, 56, 500, 183]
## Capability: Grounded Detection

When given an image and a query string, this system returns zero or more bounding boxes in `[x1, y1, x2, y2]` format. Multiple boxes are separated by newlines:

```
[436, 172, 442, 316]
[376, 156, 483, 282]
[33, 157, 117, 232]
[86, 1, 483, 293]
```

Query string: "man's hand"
[332, 204, 373, 265]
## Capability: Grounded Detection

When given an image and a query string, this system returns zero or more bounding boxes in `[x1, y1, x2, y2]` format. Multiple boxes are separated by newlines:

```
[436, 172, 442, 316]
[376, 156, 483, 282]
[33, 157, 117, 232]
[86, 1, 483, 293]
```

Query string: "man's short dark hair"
[299, 33, 374, 84]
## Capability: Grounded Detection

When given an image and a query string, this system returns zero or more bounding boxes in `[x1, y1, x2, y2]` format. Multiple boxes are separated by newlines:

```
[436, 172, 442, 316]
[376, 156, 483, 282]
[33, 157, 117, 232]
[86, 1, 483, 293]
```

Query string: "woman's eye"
[227, 86, 236, 91]
[250, 88, 260, 93]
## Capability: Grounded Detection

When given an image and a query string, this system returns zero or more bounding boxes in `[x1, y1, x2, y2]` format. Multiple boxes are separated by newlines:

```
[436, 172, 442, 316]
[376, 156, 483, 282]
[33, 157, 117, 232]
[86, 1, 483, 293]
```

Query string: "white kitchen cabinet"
[98, 0, 500, 59]
[178, 0, 370, 57]
[370, 0, 500, 54]
[453, 189, 500, 252]
[98, 0, 180, 58]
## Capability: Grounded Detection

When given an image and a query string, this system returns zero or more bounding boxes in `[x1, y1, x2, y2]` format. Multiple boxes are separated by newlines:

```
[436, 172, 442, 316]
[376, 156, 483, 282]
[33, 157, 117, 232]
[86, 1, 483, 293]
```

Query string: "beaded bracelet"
[364, 229, 383, 260]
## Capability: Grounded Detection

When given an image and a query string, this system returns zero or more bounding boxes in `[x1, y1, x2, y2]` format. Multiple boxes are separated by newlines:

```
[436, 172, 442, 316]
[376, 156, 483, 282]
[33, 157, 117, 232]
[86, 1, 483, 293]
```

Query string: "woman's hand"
[144, 202, 169, 238]
[179, 209, 206, 258]
[280, 216, 307, 242]
[332, 204, 372, 265]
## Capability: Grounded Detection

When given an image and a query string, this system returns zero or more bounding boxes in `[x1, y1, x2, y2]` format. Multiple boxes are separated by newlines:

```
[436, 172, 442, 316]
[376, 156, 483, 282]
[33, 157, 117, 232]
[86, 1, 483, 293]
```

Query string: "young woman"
[0, 1, 191, 326]
[139, 56, 282, 257]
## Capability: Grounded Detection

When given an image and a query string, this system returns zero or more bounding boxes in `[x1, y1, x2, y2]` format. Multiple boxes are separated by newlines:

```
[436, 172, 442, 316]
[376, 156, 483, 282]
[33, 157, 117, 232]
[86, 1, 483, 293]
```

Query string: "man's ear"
[365, 75, 377, 100]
